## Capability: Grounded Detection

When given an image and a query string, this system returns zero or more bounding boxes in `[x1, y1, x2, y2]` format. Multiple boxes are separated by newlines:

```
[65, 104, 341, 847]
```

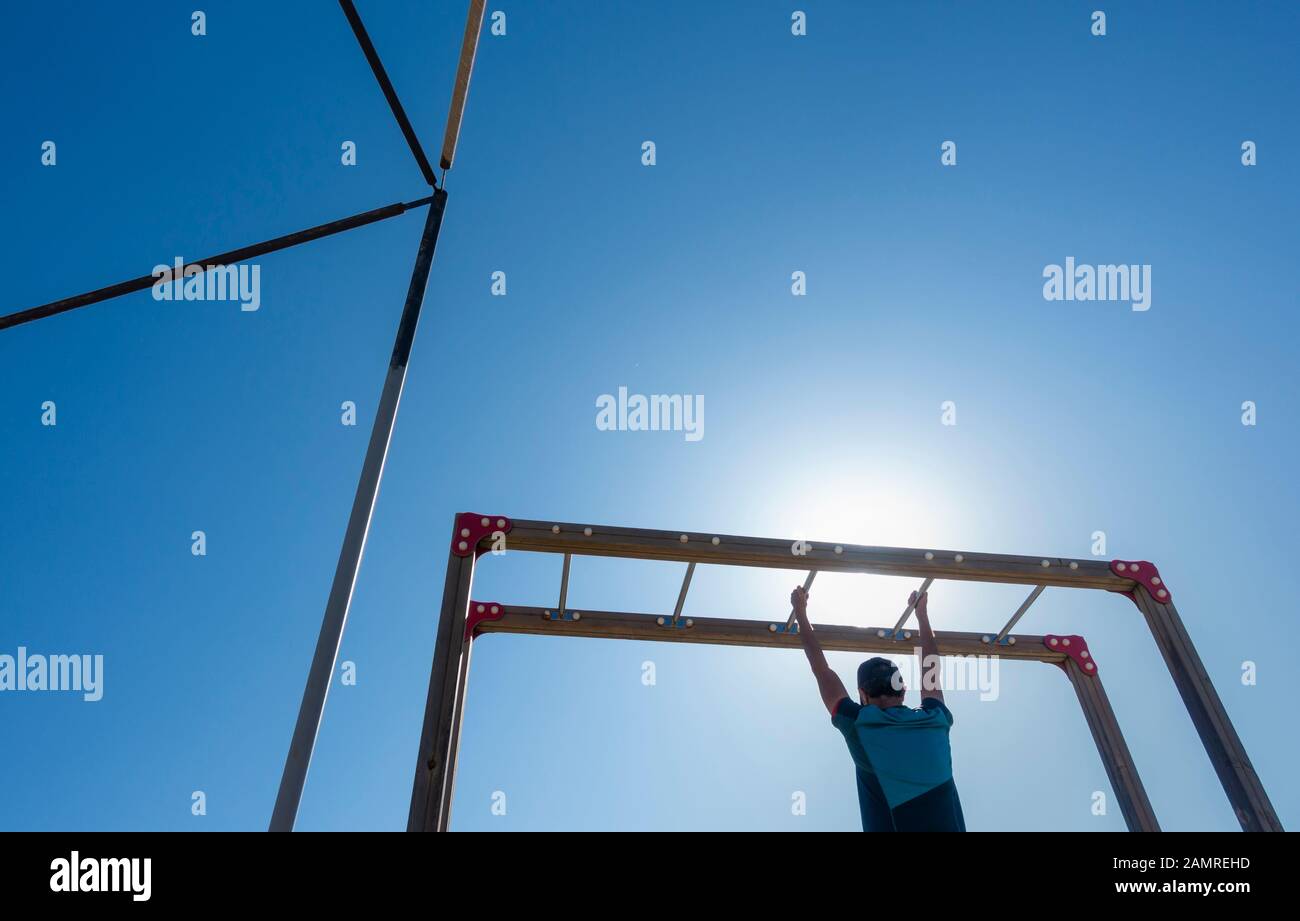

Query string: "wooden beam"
[500, 519, 1131, 592]
[474, 605, 1068, 664]
[1063, 658, 1160, 831]
[1132, 587, 1283, 831]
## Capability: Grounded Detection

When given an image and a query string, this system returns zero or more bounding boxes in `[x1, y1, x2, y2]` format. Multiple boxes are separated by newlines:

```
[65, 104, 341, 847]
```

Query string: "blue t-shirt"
[831, 697, 966, 832]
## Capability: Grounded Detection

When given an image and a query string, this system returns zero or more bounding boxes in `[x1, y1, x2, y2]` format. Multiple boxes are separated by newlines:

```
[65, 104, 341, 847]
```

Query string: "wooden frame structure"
[408, 515, 1282, 833]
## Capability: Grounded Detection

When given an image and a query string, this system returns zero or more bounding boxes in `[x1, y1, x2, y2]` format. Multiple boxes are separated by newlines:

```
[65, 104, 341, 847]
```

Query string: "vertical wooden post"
[436, 641, 474, 831]
[407, 539, 475, 831]
[1062, 659, 1160, 831]
[1132, 586, 1282, 831]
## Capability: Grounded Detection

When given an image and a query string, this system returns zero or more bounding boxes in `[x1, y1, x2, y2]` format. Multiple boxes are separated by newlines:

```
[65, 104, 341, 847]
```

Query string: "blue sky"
[1, 1, 1296, 831]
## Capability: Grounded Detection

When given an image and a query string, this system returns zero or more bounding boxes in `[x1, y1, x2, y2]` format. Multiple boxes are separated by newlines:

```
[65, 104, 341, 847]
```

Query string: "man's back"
[833, 696, 965, 832]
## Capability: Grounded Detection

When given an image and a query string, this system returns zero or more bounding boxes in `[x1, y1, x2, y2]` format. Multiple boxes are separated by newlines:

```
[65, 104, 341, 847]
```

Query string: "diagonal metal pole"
[269, 188, 448, 832]
[0, 197, 432, 332]
[271, 0, 487, 833]
[338, 0, 439, 187]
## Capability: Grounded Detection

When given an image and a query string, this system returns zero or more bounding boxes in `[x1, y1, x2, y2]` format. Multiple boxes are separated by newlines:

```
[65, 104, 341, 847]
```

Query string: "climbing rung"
[783, 570, 818, 630]
[557, 553, 572, 621]
[671, 562, 696, 626]
[994, 585, 1046, 645]
[889, 577, 935, 636]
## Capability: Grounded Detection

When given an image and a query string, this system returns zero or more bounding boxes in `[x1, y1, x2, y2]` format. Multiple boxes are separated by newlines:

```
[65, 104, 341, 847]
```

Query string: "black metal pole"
[0, 197, 433, 332]
[269, 188, 448, 832]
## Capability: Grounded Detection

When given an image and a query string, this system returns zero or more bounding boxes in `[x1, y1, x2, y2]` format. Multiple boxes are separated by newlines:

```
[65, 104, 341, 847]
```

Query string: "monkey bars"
[409, 514, 1283, 833]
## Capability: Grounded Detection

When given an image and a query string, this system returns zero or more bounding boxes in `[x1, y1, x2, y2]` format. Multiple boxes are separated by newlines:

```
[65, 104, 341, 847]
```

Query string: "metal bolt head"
[551, 525, 560, 534]
[583, 527, 592, 536]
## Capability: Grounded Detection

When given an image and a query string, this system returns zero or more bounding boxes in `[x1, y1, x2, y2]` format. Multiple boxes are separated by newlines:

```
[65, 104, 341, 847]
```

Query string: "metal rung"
[671, 562, 696, 626]
[557, 553, 572, 621]
[994, 585, 1046, 645]
[783, 570, 818, 630]
[889, 577, 935, 636]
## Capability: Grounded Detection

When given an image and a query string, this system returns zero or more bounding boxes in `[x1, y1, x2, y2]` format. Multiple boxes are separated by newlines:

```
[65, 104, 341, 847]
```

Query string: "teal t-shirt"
[832, 696, 966, 832]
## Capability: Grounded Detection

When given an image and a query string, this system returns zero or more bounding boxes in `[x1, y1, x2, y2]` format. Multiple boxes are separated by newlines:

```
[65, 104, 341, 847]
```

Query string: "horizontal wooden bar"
[500, 519, 1132, 593]
[475, 605, 1068, 664]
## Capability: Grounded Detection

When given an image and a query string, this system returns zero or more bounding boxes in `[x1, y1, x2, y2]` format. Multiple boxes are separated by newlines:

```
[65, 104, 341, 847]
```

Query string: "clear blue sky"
[1, 1, 1296, 831]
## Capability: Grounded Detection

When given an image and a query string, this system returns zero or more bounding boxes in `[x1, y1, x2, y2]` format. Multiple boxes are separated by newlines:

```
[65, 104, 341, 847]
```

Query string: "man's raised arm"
[913, 590, 944, 704]
[790, 586, 849, 715]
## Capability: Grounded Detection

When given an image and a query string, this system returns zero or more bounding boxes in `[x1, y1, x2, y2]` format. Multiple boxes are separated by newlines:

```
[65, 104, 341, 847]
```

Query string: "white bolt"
[1008, 636, 1017, 645]
[544, 611, 552, 619]
[657, 617, 666, 626]
[685, 618, 694, 628]
[925, 551, 934, 560]
[551, 525, 560, 534]
[476, 604, 485, 613]
[769, 624, 778, 633]
[1081, 650, 1090, 659]
[1062, 638, 1071, 646]
[834, 545, 843, 554]
[573, 612, 582, 621]
[480, 517, 489, 527]
[954, 554, 964, 563]
[457, 541, 468, 551]
[583, 527, 592, 536]
[1158, 589, 1168, 599]
[1069, 561, 1079, 570]
[1152, 576, 1161, 585]
[1086, 663, 1095, 671]
[903, 631, 912, 640]
[680, 534, 688, 543]
[1041, 559, 1050, 568]
[712, 536, 720, 545]
[981, 635, 991, 644]
[877, 629, 888, 638]
[490, 605, 499, 614]
[1116, 562, 1127, 571]
[1130, 563, 1140, 572]
[1049, 637, 1059, 646]
[460, 528, 470, 537]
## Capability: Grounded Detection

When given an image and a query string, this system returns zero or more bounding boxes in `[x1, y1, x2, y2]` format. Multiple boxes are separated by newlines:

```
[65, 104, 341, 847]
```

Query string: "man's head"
[858, 657, 906, 707]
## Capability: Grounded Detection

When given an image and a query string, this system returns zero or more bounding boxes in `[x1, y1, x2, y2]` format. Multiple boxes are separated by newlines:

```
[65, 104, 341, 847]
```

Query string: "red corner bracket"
[465, 601, 505, 641]
[451, 512, 512, 557]
[1110, 559, 1172, 604]
[1045, 634, 1098, 675]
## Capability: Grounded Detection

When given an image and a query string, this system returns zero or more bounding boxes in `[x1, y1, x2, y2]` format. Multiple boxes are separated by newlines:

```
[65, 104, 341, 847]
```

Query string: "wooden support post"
[1132, 587, 1282, 831]
[435, 638, 474, 831]
[407, 542, 475, 831]
[1062, 658, 1160, 831]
